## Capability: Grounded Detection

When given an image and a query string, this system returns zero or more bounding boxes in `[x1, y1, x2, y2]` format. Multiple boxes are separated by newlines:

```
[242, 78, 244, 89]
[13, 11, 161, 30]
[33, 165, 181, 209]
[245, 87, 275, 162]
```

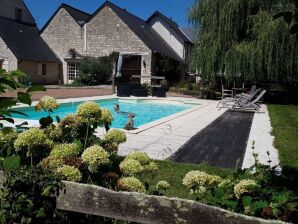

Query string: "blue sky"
[24, 0, 195, 29]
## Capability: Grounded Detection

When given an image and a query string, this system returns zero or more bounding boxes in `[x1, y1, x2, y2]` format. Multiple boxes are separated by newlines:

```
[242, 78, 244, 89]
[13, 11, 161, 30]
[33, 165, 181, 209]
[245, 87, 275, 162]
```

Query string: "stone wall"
[0, 37, 18, 71]
[19, 61, 60, 84]
[41, 8, 85, 84]
[0, 172, 287, 224]
[0, 0, 35, 25]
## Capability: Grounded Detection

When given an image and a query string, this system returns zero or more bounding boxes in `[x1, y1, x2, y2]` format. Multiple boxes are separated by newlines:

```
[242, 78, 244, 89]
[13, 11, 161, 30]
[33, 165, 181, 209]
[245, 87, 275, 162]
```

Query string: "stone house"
[0, 0, 61, 84]
[41, 1, 194, 84]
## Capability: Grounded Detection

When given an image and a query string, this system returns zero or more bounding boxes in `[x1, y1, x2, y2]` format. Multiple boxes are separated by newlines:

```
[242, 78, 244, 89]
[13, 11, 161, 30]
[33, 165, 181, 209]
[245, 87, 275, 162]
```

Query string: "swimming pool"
[12, 98, 194, 128]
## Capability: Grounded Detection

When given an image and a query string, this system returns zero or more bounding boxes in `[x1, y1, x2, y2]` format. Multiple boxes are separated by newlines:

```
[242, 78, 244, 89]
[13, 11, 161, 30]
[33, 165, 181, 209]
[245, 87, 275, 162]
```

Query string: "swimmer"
[124, 113, 135, 130]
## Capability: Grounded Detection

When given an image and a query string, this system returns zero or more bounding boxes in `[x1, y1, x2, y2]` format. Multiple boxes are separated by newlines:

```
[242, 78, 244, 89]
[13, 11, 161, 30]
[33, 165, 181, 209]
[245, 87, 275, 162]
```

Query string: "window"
[15, 8, 22, 23]
[67, 63, 80, 81]
[42, 64, 47, 76]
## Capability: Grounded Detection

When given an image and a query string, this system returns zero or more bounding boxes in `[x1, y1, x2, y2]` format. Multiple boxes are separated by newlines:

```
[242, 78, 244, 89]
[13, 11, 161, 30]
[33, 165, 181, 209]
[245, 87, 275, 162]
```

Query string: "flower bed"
[0, 75, 297, 223]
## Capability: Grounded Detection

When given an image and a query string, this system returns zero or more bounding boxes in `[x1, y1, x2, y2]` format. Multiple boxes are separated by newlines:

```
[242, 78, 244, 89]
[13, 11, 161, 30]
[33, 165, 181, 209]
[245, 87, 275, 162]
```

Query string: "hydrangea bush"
[56, 165, 82, 182]
[35, 96, 59, 112]
[77, 101, 101, 123]
[117, 177, 145, 193]
[120, 152, 158, 176]
[119, 158, 143, 176]
[234, 179, 259, 199]
[100, 108, 113, 126]
[81, 145, 110, 173]
[50, 143, 80, 159]
[156, 181, 171, 191]
[182, 170, 222, 190]
[104, 129, 127, 144]
[126, 151, 151, 165]
[14, 128, 53, 156]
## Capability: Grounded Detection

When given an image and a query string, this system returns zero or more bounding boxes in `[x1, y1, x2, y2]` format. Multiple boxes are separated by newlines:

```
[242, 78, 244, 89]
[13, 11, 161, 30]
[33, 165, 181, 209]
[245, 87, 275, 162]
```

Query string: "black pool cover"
[170, 110, 255, 169]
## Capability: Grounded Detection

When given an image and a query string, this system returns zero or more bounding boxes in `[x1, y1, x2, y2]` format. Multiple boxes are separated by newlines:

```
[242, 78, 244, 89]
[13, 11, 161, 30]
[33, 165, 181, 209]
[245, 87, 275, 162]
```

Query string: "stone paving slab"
[242, 105, 280, 169]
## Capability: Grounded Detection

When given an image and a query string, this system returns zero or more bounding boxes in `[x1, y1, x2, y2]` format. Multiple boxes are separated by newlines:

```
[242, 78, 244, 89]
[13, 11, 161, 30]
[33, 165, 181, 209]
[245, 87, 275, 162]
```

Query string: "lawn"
[137, 160, 233, 199]
[268, 105, 298, 179]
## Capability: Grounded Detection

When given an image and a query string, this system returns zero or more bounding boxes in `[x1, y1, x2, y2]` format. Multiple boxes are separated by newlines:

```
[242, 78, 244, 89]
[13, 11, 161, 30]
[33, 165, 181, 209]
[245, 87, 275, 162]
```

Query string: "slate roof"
[87, 1, 183, 62]
[62, 4, 91, 24]
[147, 11, 194, 44]
[0, 17, 60, 63]
[40, 3, 91, 32]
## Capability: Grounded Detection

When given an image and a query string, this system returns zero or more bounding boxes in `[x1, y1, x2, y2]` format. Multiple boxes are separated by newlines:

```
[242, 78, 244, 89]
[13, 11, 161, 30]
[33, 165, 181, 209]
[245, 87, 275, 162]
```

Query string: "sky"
[24, 0, 195, 29]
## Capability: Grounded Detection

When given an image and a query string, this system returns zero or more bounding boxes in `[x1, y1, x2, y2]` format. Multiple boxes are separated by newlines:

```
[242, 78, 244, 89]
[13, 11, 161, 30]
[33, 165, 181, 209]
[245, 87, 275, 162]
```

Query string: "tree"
[189, 0, 298, 85]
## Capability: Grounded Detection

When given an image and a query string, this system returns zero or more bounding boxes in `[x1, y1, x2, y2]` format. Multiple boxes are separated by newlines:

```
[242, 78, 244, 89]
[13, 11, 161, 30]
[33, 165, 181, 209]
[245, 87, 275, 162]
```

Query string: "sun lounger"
[232, 90, 266, 111]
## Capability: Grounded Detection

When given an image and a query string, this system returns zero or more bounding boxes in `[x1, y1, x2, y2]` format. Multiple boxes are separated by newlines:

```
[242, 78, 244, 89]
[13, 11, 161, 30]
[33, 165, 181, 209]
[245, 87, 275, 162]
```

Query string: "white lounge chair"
[217, 85, 234, 108]
[232, 90, 266, 111]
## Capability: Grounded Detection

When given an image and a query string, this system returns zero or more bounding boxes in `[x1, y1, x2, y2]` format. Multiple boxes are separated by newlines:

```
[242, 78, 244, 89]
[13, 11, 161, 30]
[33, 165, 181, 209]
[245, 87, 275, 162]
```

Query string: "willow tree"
[189, 0, 298, 84]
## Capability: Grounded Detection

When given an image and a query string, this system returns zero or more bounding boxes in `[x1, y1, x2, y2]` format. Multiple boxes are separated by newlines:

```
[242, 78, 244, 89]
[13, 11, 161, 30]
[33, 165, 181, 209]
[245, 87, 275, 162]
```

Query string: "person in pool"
[114, 104, 129, 115]
[124, 113, 135, 130]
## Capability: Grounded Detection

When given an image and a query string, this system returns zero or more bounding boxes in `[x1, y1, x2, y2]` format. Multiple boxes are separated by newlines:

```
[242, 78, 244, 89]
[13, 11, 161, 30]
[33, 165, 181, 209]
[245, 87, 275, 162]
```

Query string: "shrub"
[119, 158, 143, 176]
[14, 128, 53, 157]
[35, 96, 59, 112]
[81, 145, 110, 173]
[77, 101, 102, 123]
[104, 129, 126, 144]
[0, 166, 63, 224]
[117, 177, 145, 193]
[49, 143, 81, 159]
[100, 108, 113, 127]
[56, 165, 82, 182]
[182, 170, 222, 190]
[234, 179, 259, 199]
[74, 54, 117, 86]
[156, 181, 171, 191]
[126, 151, 151, 165]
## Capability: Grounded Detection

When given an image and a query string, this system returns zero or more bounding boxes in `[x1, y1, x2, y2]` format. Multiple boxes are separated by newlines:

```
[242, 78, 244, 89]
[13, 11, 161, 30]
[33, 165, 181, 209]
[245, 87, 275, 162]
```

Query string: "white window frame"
[67, 62, 80, 81]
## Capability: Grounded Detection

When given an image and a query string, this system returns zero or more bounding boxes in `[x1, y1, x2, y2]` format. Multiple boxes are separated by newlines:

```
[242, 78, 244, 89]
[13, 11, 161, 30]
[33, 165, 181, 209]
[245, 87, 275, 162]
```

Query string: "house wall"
[41, 8, 84, 84]
[0, 37, 18, 71]
[148, 17, 185, 61]
[0, 0, 35, 25]
[86, 5, 153, 81]
[19, 61, 60, 85]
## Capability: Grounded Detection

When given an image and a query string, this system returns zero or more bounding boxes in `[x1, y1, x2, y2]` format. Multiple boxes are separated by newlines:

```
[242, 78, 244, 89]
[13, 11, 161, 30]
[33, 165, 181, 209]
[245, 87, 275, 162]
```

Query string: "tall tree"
[189, 0, 298, 84]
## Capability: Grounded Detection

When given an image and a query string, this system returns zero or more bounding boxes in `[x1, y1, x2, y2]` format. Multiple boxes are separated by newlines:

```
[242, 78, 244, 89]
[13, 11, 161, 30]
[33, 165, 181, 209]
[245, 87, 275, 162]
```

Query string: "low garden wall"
[0, 171, 287, 224]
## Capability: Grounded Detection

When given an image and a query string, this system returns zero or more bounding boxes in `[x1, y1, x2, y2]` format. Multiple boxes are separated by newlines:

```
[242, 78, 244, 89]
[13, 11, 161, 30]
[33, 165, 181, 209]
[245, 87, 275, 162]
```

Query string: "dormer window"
[15, 8, 22, 23]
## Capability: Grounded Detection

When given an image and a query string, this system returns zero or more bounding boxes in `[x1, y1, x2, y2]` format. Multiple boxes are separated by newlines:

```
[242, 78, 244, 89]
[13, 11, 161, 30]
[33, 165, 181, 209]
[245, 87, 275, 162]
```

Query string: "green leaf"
[41, 186, 52, 197]
[3, 156, 21, 170]
[0, 78, 17, 89]
[17, 92, 32, 105]
[26, 85, 46, 93]
[0, 98, 17, 109]
[242, 196, 252, 208]
[251, 201, 268, 214]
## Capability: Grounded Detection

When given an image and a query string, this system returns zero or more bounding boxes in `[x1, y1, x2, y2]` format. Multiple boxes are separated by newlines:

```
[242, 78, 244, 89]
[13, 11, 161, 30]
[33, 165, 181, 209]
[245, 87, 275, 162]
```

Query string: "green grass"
[268, 104, 298, 178]
[137, 160, 233, 199]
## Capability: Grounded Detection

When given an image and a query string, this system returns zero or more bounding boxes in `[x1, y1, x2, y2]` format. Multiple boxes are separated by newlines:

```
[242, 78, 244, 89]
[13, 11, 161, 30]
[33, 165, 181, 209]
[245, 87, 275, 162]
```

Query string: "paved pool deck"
[2, 95, 280, 169]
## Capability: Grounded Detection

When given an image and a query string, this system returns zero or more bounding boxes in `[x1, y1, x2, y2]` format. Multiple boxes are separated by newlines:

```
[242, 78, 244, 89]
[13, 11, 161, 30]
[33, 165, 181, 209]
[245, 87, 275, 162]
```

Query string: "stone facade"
[41, 5, 153, 84]
[0, 0, 35, 25]
[86, 6, 152, 80]
[41, 8, 84, 84]
[0, 37, 18, 71]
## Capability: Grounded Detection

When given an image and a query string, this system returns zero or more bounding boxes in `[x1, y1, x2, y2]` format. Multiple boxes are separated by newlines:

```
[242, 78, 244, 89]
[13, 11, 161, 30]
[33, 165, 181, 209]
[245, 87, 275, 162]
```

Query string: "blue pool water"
[12, 99, 193, 128]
